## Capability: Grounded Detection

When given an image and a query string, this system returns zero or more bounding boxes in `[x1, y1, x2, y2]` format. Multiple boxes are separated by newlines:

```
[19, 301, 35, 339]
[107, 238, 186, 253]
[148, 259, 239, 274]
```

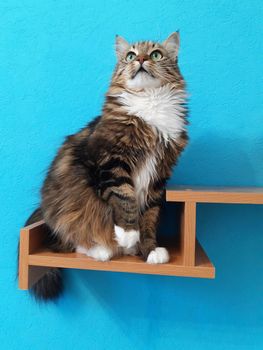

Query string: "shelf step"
[19, 186, 263, 291]
[166, 186, 263, 204]
[28, 240, 214, 279]
[19, 219, 215, 290]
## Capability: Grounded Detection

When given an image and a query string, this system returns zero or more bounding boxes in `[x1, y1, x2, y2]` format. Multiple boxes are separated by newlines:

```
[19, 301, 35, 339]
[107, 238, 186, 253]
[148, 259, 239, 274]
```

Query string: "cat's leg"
[114, 225, 139, 249]
[139, 205, 169, 264]
[99, 161, 140, 249]
[44, 185, 118, 261]
[111, 190, 140, 248]
[123, 244, 139, 256]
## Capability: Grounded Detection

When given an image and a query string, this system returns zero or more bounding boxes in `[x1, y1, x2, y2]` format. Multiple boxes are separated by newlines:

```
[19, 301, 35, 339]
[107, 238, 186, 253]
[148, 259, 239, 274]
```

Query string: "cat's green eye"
[126, 51, 136, 62]
[150, 50, 163, 61]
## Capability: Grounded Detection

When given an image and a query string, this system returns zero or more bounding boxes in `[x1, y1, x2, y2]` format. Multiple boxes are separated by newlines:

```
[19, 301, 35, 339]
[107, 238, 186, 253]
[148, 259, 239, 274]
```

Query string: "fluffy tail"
[18, 208, 64, 302]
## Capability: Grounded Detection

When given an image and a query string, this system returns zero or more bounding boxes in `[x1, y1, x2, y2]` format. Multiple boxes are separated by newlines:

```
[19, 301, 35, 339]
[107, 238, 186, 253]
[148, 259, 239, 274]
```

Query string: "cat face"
[113, 32, 182, 90]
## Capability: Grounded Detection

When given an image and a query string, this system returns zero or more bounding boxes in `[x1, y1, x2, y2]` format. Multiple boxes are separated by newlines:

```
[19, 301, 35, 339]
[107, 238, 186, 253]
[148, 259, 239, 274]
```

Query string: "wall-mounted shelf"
[19, 186, 263, 290]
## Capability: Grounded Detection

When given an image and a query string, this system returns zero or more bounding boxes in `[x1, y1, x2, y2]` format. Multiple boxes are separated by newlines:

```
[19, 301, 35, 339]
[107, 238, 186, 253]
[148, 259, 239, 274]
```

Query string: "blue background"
[1, 1, 262, 349]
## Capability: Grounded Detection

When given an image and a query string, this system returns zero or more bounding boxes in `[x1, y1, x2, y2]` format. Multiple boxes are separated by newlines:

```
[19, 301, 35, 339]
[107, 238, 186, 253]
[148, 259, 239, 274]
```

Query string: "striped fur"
[25, 32, 188, 300]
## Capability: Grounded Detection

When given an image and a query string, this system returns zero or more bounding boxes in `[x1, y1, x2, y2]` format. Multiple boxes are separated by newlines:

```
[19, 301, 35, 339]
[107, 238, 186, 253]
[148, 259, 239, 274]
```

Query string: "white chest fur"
[117, 85, 187, 143]
[133, 153, 158, 209]
[117, 85, 187, 208]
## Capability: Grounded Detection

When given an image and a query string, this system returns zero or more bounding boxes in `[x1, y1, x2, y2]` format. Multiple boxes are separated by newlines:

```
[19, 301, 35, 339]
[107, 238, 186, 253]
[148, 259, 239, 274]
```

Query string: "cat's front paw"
[76, 245, 113, 262]
[146, 247, 169, 264]
[114, 225, 140, 249]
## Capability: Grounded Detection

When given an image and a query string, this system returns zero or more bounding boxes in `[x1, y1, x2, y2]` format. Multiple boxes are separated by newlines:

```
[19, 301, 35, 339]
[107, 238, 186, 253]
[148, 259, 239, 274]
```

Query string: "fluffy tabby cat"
[22, 32, 188, 300]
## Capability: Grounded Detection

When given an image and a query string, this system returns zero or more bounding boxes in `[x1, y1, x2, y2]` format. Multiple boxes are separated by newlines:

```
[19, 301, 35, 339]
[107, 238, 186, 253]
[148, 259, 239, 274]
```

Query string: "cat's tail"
[17, 208, 65, 302]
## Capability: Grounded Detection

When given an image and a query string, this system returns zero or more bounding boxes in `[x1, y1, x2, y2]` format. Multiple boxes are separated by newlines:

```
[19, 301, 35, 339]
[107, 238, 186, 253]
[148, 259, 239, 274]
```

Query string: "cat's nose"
[136, 55, 148, 64]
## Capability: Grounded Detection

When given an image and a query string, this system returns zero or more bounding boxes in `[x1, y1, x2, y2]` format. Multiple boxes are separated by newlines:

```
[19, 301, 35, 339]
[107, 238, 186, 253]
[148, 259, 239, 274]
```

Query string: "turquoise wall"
[1, 1, 262, 349]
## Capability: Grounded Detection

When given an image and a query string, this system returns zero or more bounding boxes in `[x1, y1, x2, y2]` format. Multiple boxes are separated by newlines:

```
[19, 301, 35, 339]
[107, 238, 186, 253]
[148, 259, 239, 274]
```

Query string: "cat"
[21, 32, 188, 301]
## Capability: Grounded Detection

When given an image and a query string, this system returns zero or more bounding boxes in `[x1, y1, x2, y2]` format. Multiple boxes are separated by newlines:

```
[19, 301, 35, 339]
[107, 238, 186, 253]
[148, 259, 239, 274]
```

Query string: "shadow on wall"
[172, 132, 260, 186]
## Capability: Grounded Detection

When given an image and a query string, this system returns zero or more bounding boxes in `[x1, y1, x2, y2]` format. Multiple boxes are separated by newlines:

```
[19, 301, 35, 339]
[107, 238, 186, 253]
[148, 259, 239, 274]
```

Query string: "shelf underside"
[28, 240, 215, 279]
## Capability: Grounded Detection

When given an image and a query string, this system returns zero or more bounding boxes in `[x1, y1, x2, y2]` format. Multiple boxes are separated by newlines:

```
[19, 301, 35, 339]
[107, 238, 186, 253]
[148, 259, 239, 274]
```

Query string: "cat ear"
[115, 35, 129, 59]
[163, 31, 180, 59]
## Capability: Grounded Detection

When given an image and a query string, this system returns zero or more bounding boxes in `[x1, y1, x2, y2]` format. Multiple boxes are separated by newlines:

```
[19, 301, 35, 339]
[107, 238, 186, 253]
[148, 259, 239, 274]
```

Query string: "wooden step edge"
[26, 240, 215, 279]
[166, 188, 263, 204]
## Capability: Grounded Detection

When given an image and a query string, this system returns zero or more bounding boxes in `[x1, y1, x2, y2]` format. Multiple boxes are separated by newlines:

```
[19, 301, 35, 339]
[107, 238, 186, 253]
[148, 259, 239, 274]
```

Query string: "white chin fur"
[127, 71, 161, 90]
[147, 247, 169, 264]
[76, 245, 113, 262]
[114, 225, 140, 249]
[117, 84, 186, 143]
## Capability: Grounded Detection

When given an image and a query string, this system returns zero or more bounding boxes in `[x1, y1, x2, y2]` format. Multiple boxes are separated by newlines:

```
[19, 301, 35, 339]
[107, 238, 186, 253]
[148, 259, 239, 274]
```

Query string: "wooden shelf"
[19, 186, 263, 290]
[19, 220, 215, 290]
[166, 185, 263, 204]
[28, 241, 214, 279]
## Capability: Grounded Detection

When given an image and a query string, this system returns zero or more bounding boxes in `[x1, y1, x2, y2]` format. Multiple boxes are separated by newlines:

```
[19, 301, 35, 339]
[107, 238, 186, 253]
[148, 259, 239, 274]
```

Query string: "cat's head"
[112, 32, 184, 91]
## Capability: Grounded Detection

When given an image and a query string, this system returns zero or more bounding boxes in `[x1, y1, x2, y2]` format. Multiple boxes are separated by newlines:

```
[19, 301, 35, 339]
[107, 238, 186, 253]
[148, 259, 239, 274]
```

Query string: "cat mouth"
[137, 66, 147, 74]
[132, 66, 154, 79]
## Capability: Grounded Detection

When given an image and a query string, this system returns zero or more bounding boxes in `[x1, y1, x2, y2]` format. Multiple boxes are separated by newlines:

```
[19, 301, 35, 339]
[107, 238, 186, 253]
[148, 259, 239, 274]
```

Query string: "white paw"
[123, 245, 139, 256]
[76, 245, 113, 262]
[76, 245, 90, 255]
[147, 247, 169, 264]
[114, 225, 140, 249]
